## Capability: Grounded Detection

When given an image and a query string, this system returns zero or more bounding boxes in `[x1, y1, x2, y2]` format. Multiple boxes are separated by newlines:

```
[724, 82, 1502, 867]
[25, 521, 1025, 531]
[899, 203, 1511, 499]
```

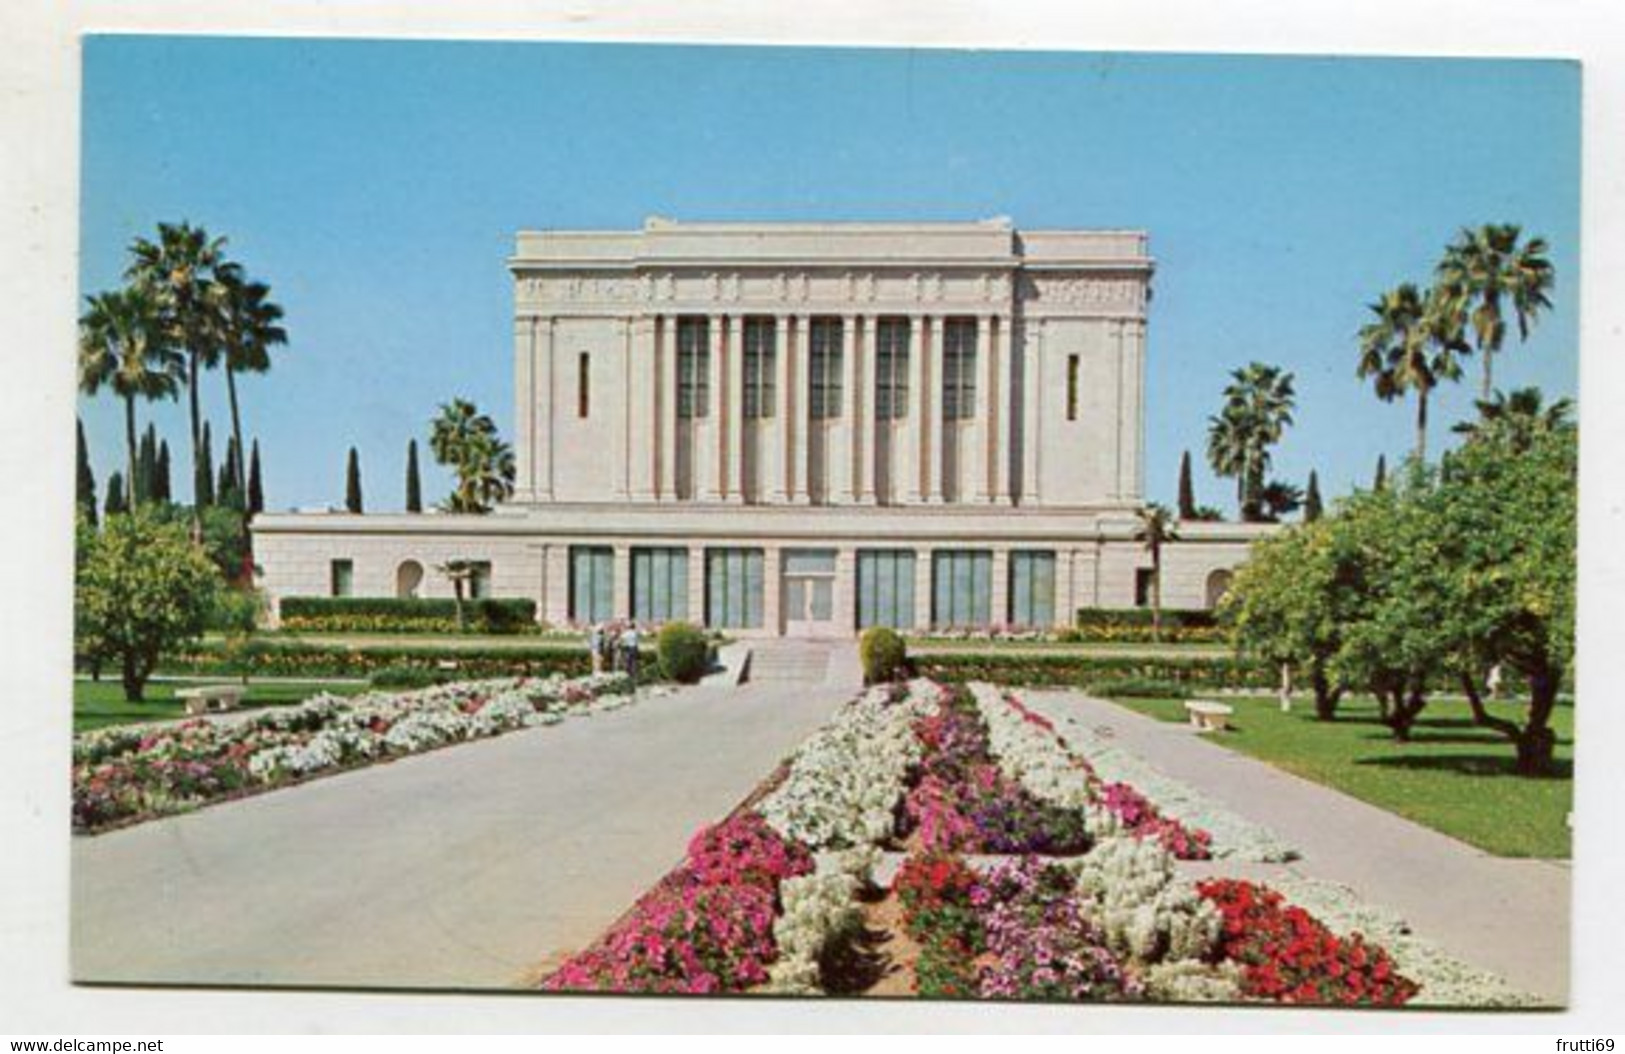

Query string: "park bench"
[177, 684, 247, 716]
[1184, 699, 1234, 733]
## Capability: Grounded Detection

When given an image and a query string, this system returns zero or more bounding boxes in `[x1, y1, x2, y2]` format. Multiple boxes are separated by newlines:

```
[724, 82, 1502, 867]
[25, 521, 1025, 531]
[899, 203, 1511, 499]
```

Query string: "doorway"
[781, 549, 837, 637]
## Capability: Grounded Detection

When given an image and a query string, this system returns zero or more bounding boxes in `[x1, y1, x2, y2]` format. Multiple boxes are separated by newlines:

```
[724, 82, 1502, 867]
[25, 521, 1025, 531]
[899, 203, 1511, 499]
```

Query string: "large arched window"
[396, 560, 425, 599]
[1205, 569, 1234, 610]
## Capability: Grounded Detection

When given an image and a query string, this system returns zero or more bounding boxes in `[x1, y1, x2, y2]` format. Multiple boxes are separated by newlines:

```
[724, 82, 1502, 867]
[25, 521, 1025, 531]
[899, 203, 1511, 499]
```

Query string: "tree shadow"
[1353, 753, 1573, 780]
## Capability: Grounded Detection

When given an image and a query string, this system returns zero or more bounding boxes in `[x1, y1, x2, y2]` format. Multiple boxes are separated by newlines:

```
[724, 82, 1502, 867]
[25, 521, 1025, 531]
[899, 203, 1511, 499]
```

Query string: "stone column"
[513, 315, 536, 503]
[993, 313, 1013, 503]
[701, 314, 726, 502]
[659, 315, 679, 501]
[793, 313, 813, 504]
[913, 546, 935, 631]
[629, 315, 656, 501]
[612, 543, 632, 620]
[833, 547, 857, 634]
[726, 315, 747, 502]
[925, 315, 944, 502]
[976, 314, 996, 502]
[991, 548, 1011, 629]
[617, 316, 632, 500]
[773, 313, 793, 503]
[535, 317, 556, 502]
[906, 313, 928, 504]
[839, 312, 860, 503]
[1021, 318, 1041, 506]
[1110, 319, 1126, 503]
[1129, 318, 1147, 503]
[689, 547, 708, 628]
[762, 546, 783, 636]
[859, 315, 879, 503]
[543, 544, 570, 627]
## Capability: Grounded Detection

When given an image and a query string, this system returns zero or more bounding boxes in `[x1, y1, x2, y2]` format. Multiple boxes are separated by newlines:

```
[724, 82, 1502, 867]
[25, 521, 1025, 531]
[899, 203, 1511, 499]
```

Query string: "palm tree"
[126, 222, 229, 510]
[1206, 362, 1295, 521]
[215, 264, 287, 496]
[1436, 224, 1555, 401]
[78, 287, 184, 510]
[429, 399, 516, 514]
[1452, 386, 1575, 452]
[1134, 503, 1178, 642]
[1357, 283, 1469, 461]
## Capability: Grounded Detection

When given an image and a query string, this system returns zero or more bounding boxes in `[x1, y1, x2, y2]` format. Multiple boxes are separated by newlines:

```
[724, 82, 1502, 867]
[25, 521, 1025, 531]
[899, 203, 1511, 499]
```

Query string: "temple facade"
[253, 218, 1271, 636]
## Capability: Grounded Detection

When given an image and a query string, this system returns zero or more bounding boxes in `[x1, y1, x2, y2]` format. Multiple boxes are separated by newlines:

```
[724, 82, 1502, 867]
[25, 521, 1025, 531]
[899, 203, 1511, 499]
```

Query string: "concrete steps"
[745, 645, 831, 684]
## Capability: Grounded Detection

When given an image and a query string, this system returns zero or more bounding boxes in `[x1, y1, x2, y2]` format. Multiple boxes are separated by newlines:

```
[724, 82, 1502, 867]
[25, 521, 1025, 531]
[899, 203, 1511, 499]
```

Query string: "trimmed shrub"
[909, 652, 1271, 691]
[657, 621, 711, 684]
[1074, 607, 1218, 631]
[858, 626, 908, 684]
[368, 664, 452, 689]
[150, 638, 600, 681]
[277, 596, 538, 634]
[1088, 677, 1194, 700]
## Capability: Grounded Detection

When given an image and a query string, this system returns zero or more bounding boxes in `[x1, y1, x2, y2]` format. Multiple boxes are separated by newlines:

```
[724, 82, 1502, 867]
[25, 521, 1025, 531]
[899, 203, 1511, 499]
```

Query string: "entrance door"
[781, 549, 838, 637]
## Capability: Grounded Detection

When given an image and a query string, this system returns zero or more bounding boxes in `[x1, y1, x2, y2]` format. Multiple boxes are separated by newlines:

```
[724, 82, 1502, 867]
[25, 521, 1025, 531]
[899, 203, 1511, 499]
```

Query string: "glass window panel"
[570, 547, 613, 623]
[330, 560, 353, 598]
[705, 548, 763, 629]
[809, 318, 843, 420]
[933, 550, 991, 628]
[744, 318, 776, 420]
[783, 549, 836, 575]
[677, 317, 710, 419]
[942, 319, 978, 421]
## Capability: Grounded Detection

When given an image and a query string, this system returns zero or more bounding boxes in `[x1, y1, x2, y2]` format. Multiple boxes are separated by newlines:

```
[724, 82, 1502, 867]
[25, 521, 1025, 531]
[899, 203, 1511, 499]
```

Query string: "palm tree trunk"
[1415, 388, 1429, 463]
[226, 364, 246, 498]
[1150, 549, 1162, 643]
[124, 395, 139, 510]
[1481, 349, 1493, 404]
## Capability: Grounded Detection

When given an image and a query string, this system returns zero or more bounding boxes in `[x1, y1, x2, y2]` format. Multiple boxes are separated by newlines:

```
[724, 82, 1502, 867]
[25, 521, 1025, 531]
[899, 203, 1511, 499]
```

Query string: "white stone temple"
[253, 218, 1270, 636]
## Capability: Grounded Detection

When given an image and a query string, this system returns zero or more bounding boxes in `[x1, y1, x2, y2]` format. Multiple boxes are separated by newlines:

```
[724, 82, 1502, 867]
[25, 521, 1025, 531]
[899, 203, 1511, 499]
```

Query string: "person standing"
[589, 622, 604, 676]
[621, 624, 641, 685]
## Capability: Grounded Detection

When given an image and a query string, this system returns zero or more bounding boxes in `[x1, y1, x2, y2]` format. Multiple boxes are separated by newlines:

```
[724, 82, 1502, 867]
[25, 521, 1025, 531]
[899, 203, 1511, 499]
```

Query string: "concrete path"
[1022, 690, 1571, 1004]
[72, 677, 857, 991]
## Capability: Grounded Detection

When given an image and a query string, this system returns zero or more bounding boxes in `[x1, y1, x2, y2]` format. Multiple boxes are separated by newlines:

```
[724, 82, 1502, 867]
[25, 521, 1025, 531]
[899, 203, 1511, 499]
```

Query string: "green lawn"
[74, 679, 368, 733]
[909, 639, 1229, 658]
[1101, 693, 1574, 859]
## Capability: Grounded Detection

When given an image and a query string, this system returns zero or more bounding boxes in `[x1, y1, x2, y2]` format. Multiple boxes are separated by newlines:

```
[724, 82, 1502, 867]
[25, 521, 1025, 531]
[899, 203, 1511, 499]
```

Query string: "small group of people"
[588, 620, 641, 682]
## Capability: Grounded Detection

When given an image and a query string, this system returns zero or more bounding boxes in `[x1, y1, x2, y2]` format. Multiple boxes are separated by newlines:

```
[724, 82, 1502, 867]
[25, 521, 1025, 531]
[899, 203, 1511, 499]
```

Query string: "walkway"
[1022, 690, 1570, 1004]
[72, 675, 858, 991]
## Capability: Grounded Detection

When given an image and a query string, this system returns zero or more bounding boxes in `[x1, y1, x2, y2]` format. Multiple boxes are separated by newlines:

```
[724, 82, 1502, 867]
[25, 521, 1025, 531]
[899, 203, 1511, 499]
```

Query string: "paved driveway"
[72, 679, 853, 990]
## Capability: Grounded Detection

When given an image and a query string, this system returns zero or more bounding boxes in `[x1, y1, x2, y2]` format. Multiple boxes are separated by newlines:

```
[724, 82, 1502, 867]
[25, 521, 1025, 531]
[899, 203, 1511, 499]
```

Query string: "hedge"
[278, 596, 538, 634]
[146, 638, 624, 682]
[908, 651, 1271, 691]
[1074, 607, 1219, 631]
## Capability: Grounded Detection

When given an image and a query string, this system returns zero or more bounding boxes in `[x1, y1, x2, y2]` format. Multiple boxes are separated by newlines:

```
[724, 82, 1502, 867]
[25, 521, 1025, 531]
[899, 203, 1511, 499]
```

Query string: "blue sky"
[78, 37, 1580, 514]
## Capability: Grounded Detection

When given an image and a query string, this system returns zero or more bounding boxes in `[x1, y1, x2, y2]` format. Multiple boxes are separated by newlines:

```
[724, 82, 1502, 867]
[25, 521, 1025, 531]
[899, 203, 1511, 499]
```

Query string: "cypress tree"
[1373, 454, 1388, 493]
[136, 424, 157, 504]
[1176, 450, 1196, 521]
[405, 439, 422, 513]
[155, 440, 172, 504]
[76, 417, 98, 527]
[105, 471, 127, 517]
[247, 439, 264, 516]
[345, 447, 364, 513]
[218, 436, 242, 510]
[196, 422, 216, 507]
[1305, 470, 1323, 522]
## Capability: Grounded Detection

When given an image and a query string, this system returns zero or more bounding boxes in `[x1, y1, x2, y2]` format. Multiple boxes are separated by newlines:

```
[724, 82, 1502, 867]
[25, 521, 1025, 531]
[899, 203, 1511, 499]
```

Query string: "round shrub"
[657, 621, 711, 684]
[858, 626, 907, 684]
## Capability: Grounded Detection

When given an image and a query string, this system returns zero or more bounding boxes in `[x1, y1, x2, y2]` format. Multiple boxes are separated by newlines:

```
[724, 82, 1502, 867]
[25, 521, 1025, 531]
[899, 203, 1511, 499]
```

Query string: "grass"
[908, 639, 1229, 657]
[74, 679, 369, 733]
[1101, 693, 1574, 859]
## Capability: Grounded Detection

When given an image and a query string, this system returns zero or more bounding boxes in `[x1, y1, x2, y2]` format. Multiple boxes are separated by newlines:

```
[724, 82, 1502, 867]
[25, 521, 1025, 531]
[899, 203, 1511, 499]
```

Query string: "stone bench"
[1185, 699, 1234, 733]
[177, 685, 247, 716]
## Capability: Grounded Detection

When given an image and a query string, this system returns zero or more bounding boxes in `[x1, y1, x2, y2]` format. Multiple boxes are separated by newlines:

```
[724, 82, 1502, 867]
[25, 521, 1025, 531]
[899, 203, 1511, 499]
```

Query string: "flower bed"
[536, 677, 1438, 1007]
[72, 672, 633, 832]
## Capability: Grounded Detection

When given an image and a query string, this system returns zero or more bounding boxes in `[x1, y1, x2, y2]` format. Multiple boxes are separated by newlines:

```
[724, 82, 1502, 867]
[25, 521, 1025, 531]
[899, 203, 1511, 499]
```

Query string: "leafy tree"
[430, 399, 516, 514]
[405, 439, 423, 513]
[247, 439, 264, 516]
[1357, 283, 1470, 461]
[76, 417, 99, 528]
[1436, 223, 1555, 401]
[1176, 451, 1196, 520]
[155, 440, 172, 504]
[196, 421, 216, 507]
[104, 472, 128, 517]
[76, 507, 220, 700]
[1304, 470, 1323, 523]
[126, 222, 230, 523]
[1206, 363, 1295, 522]
[345, 446, 364, 513]
[1259, 479, 1304, 523]
[78, 285, 183, 510]
[1133, 503, 1178, 642]
[215, 264, 287, 498]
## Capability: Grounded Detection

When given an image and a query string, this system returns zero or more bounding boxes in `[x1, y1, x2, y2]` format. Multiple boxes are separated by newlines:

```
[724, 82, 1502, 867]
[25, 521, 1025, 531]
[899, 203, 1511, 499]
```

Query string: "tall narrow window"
[742, 318, 776, 419]
[705, 548, 764, 629]
[632, 547, 689, 623]
[942, 318, 978, 421]
[676, 317, 710, 419]
[578, 352, 590, 418]
[329, 559, 354, 598]
[1009, 551, 1057, 628]
[1066, 355, 1080, 421]
[875, 318, 910, 420]
[570, 547, 614, 623]
[808, 318, 844, 420]
[931, 550, 992, 628]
